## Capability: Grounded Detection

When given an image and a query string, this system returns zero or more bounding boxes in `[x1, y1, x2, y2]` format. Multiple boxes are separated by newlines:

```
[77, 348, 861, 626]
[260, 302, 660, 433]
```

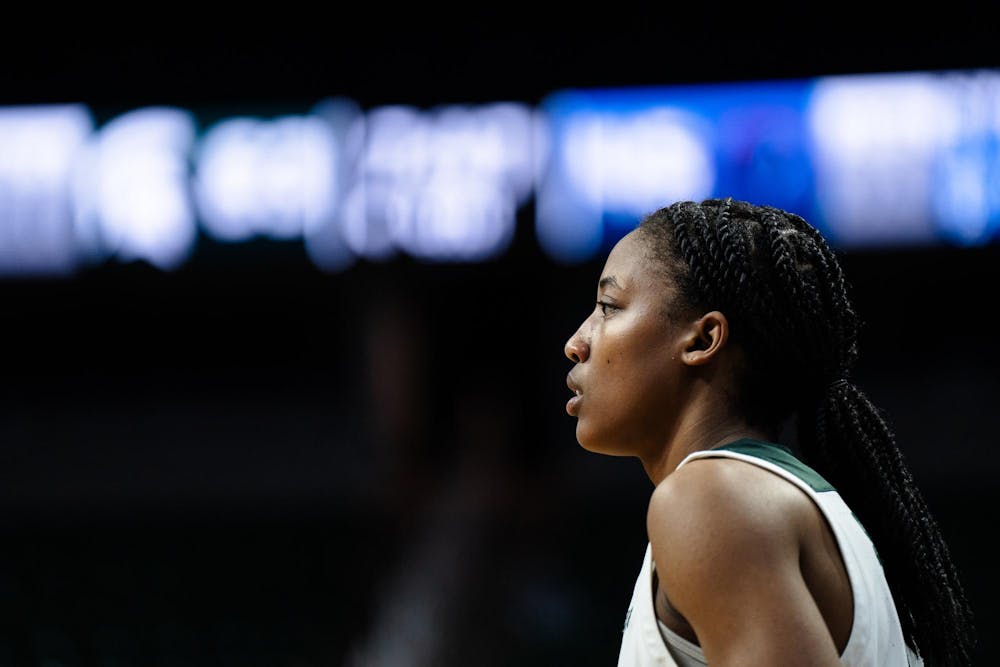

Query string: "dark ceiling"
[3, 5, 999, 109]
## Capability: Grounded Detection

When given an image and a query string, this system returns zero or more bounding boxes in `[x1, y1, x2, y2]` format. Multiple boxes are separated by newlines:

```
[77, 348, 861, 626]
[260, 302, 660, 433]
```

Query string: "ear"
[678, 310, 729, 367]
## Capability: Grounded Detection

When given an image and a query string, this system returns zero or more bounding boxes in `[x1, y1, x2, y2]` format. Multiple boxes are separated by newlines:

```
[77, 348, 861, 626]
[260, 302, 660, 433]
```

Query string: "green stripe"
[713, 439, 882, 564]
[715, 439, 835, 492]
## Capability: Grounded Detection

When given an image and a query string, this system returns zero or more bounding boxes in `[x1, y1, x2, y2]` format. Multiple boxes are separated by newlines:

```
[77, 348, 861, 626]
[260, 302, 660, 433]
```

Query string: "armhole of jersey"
[677, 442, 863, 662]
[650, 559, 708, 666]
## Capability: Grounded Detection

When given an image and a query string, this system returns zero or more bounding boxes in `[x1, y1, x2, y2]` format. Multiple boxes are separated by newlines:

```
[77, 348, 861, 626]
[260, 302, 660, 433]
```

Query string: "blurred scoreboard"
[1, 68, 998, 276]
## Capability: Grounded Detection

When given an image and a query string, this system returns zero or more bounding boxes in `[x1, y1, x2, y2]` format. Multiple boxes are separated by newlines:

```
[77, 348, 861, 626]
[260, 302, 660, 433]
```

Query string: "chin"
[576, 426, 631, 457]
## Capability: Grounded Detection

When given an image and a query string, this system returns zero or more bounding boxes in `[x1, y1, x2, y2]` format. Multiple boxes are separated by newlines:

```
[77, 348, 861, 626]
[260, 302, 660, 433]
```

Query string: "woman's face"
[564, 230, 687, 458]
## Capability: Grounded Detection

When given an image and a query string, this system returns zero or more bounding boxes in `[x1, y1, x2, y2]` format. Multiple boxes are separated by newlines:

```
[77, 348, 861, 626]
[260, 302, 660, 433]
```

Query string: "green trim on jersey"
[715, 438, 835, 493]
[712, 438, 882, 564]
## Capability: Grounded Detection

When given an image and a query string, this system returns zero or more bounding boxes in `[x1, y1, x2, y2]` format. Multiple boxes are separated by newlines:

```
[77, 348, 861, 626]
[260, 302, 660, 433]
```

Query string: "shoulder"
[648, 454, 813, 541]
[646, 454, 815, 589]
[645, 453, 846, 664]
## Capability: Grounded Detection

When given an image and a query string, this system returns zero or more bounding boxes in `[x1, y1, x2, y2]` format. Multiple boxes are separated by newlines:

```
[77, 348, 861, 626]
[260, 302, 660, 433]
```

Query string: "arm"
[647, 458, 842, 667]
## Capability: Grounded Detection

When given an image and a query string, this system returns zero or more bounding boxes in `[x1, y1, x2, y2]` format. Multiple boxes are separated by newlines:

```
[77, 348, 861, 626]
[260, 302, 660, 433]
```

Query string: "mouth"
[566, 373, 582, 416]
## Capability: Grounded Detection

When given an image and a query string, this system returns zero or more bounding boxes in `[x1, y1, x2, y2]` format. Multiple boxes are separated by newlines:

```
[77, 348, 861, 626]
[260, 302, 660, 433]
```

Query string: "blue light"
[2, 67, 1000, 278]
[930, 134, 1000, 246]
[536, 80, 815, 263]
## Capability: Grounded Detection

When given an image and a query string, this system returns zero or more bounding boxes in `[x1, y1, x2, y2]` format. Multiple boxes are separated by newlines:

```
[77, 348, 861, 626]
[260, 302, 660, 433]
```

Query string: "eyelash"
[597, 300, 617, 317]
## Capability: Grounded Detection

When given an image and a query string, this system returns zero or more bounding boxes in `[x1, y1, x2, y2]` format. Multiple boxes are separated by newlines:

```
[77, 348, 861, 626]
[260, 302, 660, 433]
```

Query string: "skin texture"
[564, 230, 853, 666]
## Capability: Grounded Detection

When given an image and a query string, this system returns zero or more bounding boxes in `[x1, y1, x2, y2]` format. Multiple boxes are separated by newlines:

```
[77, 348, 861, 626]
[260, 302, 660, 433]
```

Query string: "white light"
[568, 108, 714, 211]
[73, 107, 198, 270]
[194, 114, 340, 242]
[808, 73, 962, 247]
[341, 103, 534, 262]
[430, 102, 540, 204]
[390, 172, 515, 261]
[364, 106, 428, 179]
[303, 97, 364, 273]
[341, 178, 398, 261]
[536, 106, 715, 263]
[0, 105, 93, 275]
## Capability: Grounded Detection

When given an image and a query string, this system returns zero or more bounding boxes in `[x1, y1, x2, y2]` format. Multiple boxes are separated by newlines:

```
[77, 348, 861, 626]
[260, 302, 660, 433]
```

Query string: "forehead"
[600, 230, 659, 286]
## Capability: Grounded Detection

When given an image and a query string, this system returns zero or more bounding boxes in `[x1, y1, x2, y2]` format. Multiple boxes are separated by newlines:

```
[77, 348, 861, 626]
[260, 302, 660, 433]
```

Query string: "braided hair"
[636, 197, 975, 666]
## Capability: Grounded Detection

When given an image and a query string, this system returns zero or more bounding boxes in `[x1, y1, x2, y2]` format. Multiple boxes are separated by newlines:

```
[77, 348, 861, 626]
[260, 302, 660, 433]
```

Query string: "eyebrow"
[598, 275, 621, 290]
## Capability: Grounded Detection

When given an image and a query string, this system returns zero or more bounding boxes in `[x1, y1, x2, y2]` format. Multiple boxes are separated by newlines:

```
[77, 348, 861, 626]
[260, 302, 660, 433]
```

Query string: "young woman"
[563, 198, 975, 666]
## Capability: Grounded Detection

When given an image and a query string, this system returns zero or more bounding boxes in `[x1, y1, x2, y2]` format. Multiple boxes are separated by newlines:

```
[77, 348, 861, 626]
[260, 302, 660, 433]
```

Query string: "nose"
[564, 324, 590, 364]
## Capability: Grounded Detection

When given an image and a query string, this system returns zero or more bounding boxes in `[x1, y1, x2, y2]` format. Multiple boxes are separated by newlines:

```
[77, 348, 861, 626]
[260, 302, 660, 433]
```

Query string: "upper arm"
[647, 459, 842, 667]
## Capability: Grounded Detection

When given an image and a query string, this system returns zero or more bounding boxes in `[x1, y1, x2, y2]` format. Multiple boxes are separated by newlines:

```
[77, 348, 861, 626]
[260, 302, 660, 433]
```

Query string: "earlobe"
[680, 310, 729, 366]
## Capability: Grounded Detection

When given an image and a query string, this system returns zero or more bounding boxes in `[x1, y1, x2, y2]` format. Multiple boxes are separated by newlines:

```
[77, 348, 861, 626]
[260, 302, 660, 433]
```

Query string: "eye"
[596, 300, 618, 317]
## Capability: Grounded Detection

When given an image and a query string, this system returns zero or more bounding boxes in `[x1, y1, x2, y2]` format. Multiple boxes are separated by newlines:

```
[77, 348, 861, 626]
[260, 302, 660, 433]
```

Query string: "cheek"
[589, 359, 669, 425]
[608, 347, 676, 420]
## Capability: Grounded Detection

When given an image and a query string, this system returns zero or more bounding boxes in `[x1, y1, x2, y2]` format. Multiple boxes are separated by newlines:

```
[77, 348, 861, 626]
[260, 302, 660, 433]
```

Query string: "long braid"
[638, 198, 976, 665]
[822, 383, 975, 664]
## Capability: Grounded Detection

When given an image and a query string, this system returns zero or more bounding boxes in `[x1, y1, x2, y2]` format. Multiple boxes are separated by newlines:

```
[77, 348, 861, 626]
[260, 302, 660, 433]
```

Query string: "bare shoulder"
[646, 455, 816, 593]
[645, 455, 843, 663]
[648, 455, 812, 539]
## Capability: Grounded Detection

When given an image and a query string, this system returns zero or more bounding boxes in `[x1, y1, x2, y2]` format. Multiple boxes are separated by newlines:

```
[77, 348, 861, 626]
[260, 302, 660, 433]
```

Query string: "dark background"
[1, 7, 998, 666]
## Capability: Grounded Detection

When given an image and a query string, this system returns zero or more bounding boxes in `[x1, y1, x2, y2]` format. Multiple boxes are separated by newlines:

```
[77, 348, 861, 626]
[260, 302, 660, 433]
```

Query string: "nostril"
[565, 330, 590, 363]
[565, 338, 588, 364]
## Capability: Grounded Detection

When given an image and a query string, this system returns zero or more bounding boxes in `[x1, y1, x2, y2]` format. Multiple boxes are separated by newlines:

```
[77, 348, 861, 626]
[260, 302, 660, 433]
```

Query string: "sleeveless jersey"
[616, 439, 922, 666]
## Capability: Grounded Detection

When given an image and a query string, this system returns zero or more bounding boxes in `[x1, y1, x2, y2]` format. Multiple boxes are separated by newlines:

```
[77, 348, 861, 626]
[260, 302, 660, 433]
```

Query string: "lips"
[566, 372, 582, 416]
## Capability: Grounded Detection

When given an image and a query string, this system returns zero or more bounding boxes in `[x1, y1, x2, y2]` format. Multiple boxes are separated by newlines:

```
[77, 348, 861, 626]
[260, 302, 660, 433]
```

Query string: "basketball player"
[563, 198, 975, 666]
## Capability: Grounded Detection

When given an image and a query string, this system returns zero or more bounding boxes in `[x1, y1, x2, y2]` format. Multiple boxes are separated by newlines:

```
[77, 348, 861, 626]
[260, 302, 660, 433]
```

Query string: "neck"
[640, 418, 774, 486]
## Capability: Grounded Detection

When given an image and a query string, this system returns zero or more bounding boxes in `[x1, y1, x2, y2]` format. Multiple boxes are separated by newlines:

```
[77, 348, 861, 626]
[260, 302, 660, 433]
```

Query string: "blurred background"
[0, 6, 998, 665]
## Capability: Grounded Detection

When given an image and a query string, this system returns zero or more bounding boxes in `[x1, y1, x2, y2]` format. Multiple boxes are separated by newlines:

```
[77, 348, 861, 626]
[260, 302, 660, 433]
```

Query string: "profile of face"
[564, 229, 691, 458]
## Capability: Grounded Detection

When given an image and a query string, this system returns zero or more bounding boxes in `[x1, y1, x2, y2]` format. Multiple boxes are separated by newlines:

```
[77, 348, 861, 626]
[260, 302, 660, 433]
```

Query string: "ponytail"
[802, 379, 976, 665]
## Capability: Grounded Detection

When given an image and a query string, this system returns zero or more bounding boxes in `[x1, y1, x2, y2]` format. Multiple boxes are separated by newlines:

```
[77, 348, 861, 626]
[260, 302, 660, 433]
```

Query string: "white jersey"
[616, 439, 922, 667]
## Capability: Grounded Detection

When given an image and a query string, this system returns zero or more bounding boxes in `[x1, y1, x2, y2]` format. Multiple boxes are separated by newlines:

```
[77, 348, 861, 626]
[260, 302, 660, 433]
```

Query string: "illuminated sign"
[0, 105, 93, 275]
[0, 68, 998, 277]
[74, 107, 199, 271]
[0, 98, 540, 276]
[537, 69, 1000, 260]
